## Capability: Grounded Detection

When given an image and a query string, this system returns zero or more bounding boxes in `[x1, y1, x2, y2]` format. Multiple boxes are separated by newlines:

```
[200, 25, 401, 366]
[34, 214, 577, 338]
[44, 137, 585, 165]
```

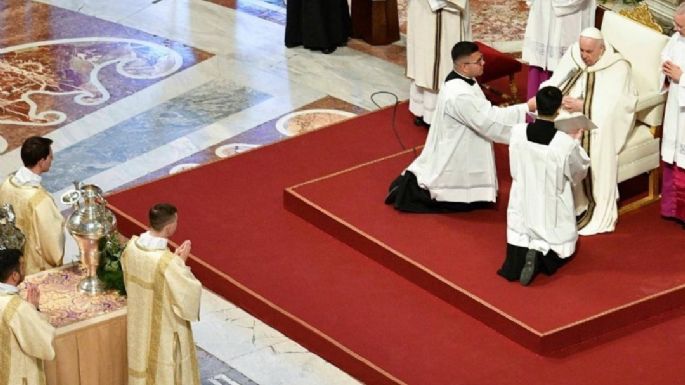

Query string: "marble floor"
[0, 1, 526, 383]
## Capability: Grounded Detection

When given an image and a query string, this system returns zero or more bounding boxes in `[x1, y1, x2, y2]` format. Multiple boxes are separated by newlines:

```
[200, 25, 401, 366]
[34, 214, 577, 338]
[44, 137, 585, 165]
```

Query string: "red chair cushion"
[475, 41, 522, 84]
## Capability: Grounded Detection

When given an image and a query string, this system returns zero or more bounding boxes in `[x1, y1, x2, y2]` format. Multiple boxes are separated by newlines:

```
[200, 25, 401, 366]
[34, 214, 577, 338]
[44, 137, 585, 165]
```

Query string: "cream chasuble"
[0, 289, 56, 385]
[522, 0, 596, 71]
[541, 41, 637, 235]
[660, 33, 685, 167]
[0, 176, 64, 275]
[406, 75, 528, 202]
[121, 235, 202, 385]
[406, 0, 471, 91]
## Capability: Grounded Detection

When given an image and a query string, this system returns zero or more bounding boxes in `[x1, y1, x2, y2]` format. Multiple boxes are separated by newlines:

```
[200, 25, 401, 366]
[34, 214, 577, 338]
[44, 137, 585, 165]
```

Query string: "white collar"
[455, 70, 475, 81]
[138, 231, 168, 250]
[0, 282, 19, 294]
[13, 167, 42, 187]
[570, 41, 625, 73]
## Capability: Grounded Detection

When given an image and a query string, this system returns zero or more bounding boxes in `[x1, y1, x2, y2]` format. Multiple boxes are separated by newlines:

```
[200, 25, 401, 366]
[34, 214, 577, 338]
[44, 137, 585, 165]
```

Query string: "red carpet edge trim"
[284, 151, 685, 354]
[283, 184, 545, 353]
[105, 103, 401, 196]
[289, 146, 424, 189]
[107, 204, 410, 385]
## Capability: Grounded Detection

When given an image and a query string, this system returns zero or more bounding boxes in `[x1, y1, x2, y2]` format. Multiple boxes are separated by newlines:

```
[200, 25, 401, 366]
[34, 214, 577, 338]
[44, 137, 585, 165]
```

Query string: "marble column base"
[646, 0, 679, 31]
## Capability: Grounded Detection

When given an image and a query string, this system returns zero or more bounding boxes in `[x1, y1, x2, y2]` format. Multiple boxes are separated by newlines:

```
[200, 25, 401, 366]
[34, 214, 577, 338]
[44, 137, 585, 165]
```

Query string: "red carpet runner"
[284, 145, 685, 353]
[108, 103, 685, 385]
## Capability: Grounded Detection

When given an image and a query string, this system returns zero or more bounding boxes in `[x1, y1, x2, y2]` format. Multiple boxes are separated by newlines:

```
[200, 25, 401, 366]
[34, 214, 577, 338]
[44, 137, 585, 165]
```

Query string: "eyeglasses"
[464, 56, 485, 65]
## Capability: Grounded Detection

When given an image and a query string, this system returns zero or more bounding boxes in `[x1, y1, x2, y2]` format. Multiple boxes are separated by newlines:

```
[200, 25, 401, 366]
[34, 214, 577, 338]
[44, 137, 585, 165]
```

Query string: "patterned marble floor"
[0, 0, 527, 383]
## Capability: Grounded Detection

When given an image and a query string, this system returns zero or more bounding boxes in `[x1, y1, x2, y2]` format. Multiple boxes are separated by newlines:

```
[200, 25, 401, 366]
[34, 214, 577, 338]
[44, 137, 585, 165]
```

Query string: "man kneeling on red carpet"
[497, 87, 589, 286]
[385, 41, 536, 213]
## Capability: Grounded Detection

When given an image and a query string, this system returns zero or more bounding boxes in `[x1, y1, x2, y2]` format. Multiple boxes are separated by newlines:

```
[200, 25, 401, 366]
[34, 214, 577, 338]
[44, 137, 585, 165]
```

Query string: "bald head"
[675, 3, 685, 36]
[578, 28, 605, 67]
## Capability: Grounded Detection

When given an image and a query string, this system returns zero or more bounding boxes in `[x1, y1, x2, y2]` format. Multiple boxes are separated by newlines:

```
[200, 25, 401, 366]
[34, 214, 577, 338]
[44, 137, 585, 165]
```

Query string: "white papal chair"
[600, 8, 669, 213]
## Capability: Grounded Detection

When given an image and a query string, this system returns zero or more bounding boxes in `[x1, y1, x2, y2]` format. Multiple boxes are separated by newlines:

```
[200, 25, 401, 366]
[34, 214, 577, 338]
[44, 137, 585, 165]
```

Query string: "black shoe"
[413, 116, 430, 129]
[519, 249, 538, 286]
[321, 47, 336, 54]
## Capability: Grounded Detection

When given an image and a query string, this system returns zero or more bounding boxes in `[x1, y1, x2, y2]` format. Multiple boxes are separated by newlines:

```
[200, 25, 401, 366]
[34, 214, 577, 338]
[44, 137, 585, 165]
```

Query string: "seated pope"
[540, 27, 637, 235]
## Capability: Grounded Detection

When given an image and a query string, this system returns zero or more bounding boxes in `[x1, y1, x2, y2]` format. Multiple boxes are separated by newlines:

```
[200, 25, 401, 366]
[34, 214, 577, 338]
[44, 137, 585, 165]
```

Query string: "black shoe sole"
[519, 249, 537, 286]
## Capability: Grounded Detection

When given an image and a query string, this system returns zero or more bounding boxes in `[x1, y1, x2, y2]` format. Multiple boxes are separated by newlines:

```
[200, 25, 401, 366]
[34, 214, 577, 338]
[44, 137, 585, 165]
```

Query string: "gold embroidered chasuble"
[121, 236, 202, 385]
[0, 177, 65, 275]
[0, 291, 56, 385]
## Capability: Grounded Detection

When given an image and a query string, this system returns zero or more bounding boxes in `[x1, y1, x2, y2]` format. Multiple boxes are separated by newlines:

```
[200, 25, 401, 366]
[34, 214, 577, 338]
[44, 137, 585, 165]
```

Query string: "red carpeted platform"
[284, 147, 685, 353]
[107, 103, 685, 385]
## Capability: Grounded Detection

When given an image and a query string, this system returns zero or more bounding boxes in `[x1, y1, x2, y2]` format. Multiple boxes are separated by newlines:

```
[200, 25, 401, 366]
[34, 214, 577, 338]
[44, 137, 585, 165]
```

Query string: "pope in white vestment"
[387, 42, 535, 212]
[541, 28, 637, 235]
[122, 228, 202, 385]
[659, 7, 685, 222]
[0, 249, 56, 385]
[406, 0, 471, 125]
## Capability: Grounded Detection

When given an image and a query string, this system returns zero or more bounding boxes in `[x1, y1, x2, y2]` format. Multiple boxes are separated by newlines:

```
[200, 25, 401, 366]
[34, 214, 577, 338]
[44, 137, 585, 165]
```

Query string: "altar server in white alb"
[0, 248, 56, 385]
[498, 87, 590, 286]
[659, 4, 685, 224]
[522, 0, 596, 98]
[406, 0, 471, 127]
[122, 203, 202, 385]
[541, 27, 637, 235]
[386, 42, 536, 212]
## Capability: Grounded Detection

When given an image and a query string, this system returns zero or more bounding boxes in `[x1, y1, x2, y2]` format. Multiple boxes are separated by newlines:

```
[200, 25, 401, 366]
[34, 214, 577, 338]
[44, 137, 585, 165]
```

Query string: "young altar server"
[0, 248, 56, 385]
[497, 86, 590, 286]
[121, 203, 202, 385]
[386, 41, 536, 212]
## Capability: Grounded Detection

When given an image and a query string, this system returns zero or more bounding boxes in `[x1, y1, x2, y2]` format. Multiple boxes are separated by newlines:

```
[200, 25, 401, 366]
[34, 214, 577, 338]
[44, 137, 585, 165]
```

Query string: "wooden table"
[350, 0, 400, 45]
[22, 264, 127, 385]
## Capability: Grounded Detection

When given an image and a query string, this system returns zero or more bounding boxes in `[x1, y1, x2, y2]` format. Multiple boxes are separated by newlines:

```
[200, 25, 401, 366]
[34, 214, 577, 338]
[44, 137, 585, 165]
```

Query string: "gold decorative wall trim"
[619, 3, 664, 33]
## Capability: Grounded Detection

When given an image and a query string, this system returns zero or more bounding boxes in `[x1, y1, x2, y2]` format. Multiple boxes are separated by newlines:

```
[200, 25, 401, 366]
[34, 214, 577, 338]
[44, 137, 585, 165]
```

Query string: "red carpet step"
[284, 147, 685, 353]
[107, 103, 685, 385]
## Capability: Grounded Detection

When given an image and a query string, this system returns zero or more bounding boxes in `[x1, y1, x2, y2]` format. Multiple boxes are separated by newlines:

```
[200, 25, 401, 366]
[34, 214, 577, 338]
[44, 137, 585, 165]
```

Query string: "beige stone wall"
[645, 0, 681, 30]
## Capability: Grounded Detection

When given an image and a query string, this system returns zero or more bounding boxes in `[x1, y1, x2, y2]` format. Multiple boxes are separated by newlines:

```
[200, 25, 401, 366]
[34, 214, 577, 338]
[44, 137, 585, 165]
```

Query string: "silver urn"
[0, 204, 25, 251]
[63, 183, 117, 294]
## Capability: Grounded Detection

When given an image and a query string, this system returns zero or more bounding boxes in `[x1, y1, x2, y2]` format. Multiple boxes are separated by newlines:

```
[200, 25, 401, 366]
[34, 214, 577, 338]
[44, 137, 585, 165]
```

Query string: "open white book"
[554, 112, 597, 134]
[526, 111, 597, 134]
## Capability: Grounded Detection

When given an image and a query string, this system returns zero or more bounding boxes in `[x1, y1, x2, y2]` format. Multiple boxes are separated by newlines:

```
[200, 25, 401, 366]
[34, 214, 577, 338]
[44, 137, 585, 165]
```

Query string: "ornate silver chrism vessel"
[0, 204, 25, 251]
[63, 183, 117, 294]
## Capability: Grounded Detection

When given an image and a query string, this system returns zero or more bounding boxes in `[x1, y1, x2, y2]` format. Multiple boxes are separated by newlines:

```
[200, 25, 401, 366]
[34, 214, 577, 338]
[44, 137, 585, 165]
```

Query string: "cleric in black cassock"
[285, 0, 351, 54]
